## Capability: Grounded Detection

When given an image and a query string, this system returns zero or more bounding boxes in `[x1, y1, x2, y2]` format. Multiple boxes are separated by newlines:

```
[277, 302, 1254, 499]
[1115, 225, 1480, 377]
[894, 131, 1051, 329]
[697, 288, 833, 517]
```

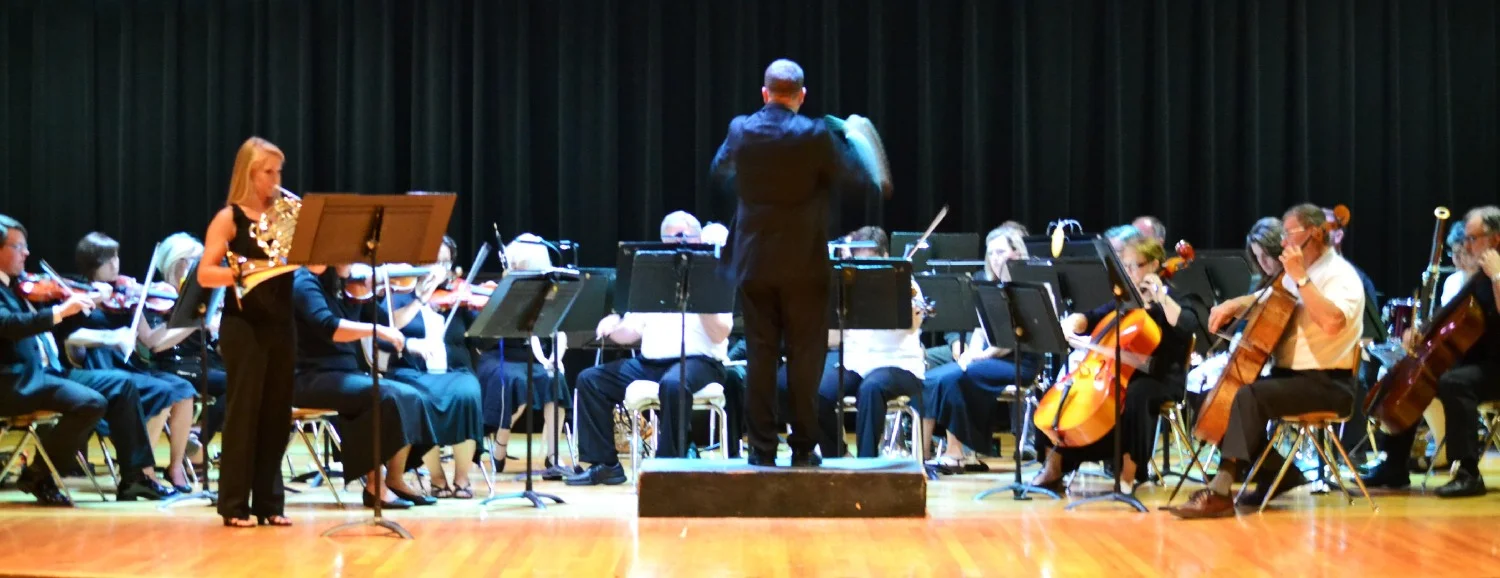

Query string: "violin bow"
[902, 205, 950, 261]
[123, 242, 165, 359]
[440, 242, 492, 335]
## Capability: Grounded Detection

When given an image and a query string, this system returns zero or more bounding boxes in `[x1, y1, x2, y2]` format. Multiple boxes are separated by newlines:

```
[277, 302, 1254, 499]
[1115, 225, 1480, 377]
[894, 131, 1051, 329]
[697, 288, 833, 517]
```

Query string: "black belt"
[1271, 367, 1356, 379]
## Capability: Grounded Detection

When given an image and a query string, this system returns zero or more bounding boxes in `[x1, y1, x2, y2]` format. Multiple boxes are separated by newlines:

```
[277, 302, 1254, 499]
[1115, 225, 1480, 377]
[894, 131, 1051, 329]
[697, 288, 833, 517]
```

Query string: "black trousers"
[815, 366, 923, 458]
[740, 277, 827, 455]
[1376, 363, 1500, 475]
[1219, 368, 1356, 472]
[576, 356, 725, 464]
[0, 373, 107, 478]
[216, 315, 296, 520]
[65, 368, 156, 473]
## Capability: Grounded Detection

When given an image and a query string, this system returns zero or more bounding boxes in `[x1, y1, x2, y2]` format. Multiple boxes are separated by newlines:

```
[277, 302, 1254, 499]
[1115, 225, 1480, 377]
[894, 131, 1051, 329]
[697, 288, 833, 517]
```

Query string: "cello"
[1193, 205, 1350, 444]
[1364, 278, 1488, 433]
[1034, 240, 1195, 447]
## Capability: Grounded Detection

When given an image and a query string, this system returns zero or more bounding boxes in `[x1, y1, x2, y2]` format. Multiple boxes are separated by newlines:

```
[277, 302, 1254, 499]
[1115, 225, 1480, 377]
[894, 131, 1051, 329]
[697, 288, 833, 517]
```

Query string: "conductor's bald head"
[762, 59, 807, 112]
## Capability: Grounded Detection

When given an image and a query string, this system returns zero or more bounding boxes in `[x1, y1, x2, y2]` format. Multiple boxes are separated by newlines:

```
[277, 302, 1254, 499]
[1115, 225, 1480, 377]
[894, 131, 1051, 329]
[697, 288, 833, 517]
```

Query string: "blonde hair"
[225, 137, 284, 206]
[1123, 235, 1166, 264]
[154, 232, 204, 282]
[505, 233, 553, 271]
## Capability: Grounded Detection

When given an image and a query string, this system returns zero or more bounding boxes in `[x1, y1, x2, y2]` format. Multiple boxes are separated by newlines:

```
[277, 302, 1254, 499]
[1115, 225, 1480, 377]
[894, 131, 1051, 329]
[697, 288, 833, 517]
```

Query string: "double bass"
[1034, 241, 1195, 447]
[1193, 206, 1350, 444]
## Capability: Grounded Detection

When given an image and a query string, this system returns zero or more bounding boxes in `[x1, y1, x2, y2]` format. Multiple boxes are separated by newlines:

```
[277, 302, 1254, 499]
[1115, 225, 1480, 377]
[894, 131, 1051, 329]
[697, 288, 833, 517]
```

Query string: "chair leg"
[78, 452, 108, 501]
[630, 409, 643, 491]
[96, 434, 118, 485]
[1325, 425, 1378, 511]
[1306, 427, 1353, 503]
[29, 427, 75, 506]
[709, 405, 730, 459]
[906, 406, 923, 463]
[295, 423, 342, 508]
[1236, 424, 1287, 507]
[1257, 427, 1309, 514]
[0, 426, 24, 485]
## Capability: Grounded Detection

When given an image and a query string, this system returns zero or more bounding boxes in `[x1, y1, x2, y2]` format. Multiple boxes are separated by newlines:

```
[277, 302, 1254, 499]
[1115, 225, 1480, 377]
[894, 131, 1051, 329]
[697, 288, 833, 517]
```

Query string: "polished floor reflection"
[2, 441, 1500, 577]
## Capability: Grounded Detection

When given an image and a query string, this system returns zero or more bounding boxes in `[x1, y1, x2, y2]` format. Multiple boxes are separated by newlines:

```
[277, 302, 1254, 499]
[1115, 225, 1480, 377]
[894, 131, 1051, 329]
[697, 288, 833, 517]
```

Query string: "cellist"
[1172, 204, 1366, 519]
[1026, 235, 1204, 492]
[1360, 206, 1500, 497]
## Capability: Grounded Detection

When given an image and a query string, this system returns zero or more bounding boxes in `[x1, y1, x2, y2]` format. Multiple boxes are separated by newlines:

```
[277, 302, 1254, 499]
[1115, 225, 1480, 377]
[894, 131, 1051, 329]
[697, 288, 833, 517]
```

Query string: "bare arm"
[198, 208, 238, 289]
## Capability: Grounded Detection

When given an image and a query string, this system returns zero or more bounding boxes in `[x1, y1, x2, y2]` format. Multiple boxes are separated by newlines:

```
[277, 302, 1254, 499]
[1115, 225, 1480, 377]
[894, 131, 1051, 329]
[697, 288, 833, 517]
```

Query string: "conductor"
[711, 58, 889, 467]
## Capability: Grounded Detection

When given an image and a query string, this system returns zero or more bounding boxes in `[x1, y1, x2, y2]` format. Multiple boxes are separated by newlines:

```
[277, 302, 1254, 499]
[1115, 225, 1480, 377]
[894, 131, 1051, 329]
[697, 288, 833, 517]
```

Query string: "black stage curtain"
[2, 0, 1496, 296]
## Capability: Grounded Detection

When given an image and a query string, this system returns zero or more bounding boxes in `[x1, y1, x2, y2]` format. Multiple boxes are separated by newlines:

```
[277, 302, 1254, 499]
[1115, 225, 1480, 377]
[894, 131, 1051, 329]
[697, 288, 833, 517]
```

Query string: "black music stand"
[157, 260, 223, 509]
[627, 247, 733, 459]
[914, 275, 977, 335]
[973, 281, 1068, 501]
[825, 259, 914, 458]
[288, 193, 456, 540]
[522, 265, 610, 481]
[471, 269, 584, 509]
[1063, 238, 1148, 513]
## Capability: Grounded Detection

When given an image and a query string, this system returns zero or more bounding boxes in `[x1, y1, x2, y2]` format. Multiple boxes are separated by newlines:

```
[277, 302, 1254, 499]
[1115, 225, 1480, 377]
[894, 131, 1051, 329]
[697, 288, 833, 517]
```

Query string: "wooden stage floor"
[3, 439, 1500, 578]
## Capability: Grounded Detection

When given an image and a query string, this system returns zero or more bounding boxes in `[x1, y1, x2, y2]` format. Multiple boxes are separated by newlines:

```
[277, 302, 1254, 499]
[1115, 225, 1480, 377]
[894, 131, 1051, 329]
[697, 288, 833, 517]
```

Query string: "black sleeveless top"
[223, 204, 293, 323]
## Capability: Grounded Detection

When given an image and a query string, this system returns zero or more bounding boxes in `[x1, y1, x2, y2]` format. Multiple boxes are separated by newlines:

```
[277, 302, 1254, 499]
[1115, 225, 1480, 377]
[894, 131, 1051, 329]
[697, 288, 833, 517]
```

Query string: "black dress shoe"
[16, 471, 73, 507]
[1236, 470, 1310, 507]
[362, 491, 414, 509]
[1435, 470, 1487, 498]
[747, 449, 778, 467]
[790, 451, 821, 468]
[564, 463, 627, 486]
[117, 475, 175, 501]
[1359, 463, 1411, 489]
[389, 486, 437, 506]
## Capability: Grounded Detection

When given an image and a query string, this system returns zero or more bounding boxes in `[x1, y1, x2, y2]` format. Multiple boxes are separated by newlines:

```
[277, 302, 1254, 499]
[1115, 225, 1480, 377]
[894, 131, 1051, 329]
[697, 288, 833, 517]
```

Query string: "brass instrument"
[228, 185, 303, 298]
[1414, 206, 1451, 331]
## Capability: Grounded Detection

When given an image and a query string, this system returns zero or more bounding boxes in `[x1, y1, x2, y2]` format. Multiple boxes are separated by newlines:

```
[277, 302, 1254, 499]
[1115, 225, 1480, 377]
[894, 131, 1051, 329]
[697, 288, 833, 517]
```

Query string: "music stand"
[627, 247, 733, 459]
[1196, 251, 1254, 301]
[469, 269, 583, 509]
[914, 275, 978, 334]
[1062, 237, 1149, 513]
[288, 193, 456, 540]
[973, 281, 1068, 501]
[538, 267, 612, 477]
[825, 258, 914, 458]
[157, 259, 223, 509]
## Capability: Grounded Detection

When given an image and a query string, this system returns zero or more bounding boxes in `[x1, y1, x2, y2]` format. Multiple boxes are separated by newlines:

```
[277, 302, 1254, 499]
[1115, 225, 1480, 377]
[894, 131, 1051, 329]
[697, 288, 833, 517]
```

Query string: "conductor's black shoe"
[564, 463, 627, 486]
[790, 451, 822, 468]
[747, 449, 778, 467]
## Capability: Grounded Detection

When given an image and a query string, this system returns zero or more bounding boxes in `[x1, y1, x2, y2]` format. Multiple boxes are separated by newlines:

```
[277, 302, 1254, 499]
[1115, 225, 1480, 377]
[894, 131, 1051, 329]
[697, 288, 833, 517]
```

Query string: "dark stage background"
[2, 0, 1497, 298]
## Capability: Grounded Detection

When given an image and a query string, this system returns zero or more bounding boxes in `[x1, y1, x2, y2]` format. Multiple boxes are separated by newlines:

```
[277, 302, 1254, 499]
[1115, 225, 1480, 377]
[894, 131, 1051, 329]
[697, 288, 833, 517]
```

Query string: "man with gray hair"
[710, 58, 878, 467]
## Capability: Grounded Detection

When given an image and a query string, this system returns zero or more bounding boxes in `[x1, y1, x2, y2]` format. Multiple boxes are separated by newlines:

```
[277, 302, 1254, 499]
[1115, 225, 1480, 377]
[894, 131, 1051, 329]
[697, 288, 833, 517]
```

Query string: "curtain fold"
[1, 0, 1496, 295]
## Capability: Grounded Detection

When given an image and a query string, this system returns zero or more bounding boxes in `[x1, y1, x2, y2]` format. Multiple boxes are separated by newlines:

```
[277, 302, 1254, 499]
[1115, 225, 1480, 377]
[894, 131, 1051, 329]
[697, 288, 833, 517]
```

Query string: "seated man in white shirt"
[1173, 204, 1365, 519]
[566, 212, 734, 486]
[807, 226, 926, 459]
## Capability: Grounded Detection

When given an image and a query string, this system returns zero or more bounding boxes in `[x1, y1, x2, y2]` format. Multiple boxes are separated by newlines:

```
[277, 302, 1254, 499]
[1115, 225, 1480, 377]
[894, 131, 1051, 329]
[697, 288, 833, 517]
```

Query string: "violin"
[100, 275, 178, 314]
[429, 278, 496, 313]
[16, 273, 95, 304]
[343, 265, 431, 302]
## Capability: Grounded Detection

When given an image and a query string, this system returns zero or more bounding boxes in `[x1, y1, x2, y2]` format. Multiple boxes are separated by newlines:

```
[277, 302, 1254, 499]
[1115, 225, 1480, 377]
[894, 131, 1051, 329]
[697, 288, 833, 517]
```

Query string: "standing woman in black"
[197, 137, 297, 528]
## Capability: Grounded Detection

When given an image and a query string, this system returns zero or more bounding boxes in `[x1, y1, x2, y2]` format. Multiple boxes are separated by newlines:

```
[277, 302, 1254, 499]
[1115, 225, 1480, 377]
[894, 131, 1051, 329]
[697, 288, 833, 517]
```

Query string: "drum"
[1383, 298, 1417, 341]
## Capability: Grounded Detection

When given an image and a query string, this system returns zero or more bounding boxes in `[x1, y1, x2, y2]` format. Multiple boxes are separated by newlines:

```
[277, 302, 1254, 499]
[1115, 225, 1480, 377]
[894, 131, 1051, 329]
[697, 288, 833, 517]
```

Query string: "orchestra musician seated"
[473, 234, 570, 476]
[289, 265, 439, 509]
[1024, 234, 1204, 491]
[567, 212, 732, 485]
[1360, 206, 1500, 497]
[922, 226, 1040, 472]
[1185, 217, 1284, 410]
[0, 215, 173, 503]
[136, 233, 229, 479]
[59, 231, 198, 494]
[374, 238, 486, 499]
[1172, 204, 1366, 519]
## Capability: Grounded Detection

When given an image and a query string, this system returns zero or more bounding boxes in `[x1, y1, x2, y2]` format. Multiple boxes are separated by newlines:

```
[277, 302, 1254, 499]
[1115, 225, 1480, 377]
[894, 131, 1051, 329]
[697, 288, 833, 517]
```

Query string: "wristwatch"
[1295, 276, 1311, 287]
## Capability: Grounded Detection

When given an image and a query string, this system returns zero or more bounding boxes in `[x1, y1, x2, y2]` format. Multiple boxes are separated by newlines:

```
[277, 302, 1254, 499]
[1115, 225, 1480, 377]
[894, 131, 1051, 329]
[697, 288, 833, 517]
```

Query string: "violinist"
[1360, 206, 1500, 498]
[138, 233, 227, 476]
[0, 215, 170, 504]
[472, 234, 569, 475]
[568, 212, 732, 485]
[197, 136, 297, 527]
[59, 231, 197, 495]
[787, 226, 926, 460]
[1023, 235, 1203, 491]
[373, 239, 485, 499]
[290, 265, 437, 509]
[922, 226, 1038, 473]
[1173, 204, 1366, 519]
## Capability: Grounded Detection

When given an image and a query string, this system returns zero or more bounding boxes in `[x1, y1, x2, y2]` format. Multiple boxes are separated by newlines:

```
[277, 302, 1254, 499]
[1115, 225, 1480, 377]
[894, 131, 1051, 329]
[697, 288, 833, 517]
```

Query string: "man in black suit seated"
[711, 58, 884, 466]
[0, 215, 171, 504]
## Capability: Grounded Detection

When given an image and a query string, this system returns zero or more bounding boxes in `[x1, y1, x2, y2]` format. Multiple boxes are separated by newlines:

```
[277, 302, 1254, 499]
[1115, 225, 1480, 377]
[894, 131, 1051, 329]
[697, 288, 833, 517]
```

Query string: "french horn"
[228, 185, 302, 298]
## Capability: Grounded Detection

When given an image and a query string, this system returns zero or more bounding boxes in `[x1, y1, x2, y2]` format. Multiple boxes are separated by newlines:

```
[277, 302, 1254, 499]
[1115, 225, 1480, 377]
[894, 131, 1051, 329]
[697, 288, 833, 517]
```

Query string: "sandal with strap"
[431, 485, 456, 499]
[223, 517, 255, 528]
[452, 485, 474, 500]
[257, 515, 293, 527]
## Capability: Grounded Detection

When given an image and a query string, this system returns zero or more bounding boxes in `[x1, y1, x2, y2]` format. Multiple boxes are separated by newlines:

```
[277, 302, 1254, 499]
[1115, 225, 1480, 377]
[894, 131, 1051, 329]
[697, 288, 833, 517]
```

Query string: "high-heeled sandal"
[222, 517, 255, 528]
[257, 515, 293, 527]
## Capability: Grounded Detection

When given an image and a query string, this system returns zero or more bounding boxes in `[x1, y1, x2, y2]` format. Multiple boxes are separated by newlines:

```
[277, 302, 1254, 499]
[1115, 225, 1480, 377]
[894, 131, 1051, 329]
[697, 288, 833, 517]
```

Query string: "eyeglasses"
[2, 242, 27, 252]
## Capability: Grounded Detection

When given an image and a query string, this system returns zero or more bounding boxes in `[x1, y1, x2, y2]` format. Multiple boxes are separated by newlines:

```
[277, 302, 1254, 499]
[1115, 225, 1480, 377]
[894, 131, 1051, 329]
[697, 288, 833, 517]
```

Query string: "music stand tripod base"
[321, 517, 415, 539]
